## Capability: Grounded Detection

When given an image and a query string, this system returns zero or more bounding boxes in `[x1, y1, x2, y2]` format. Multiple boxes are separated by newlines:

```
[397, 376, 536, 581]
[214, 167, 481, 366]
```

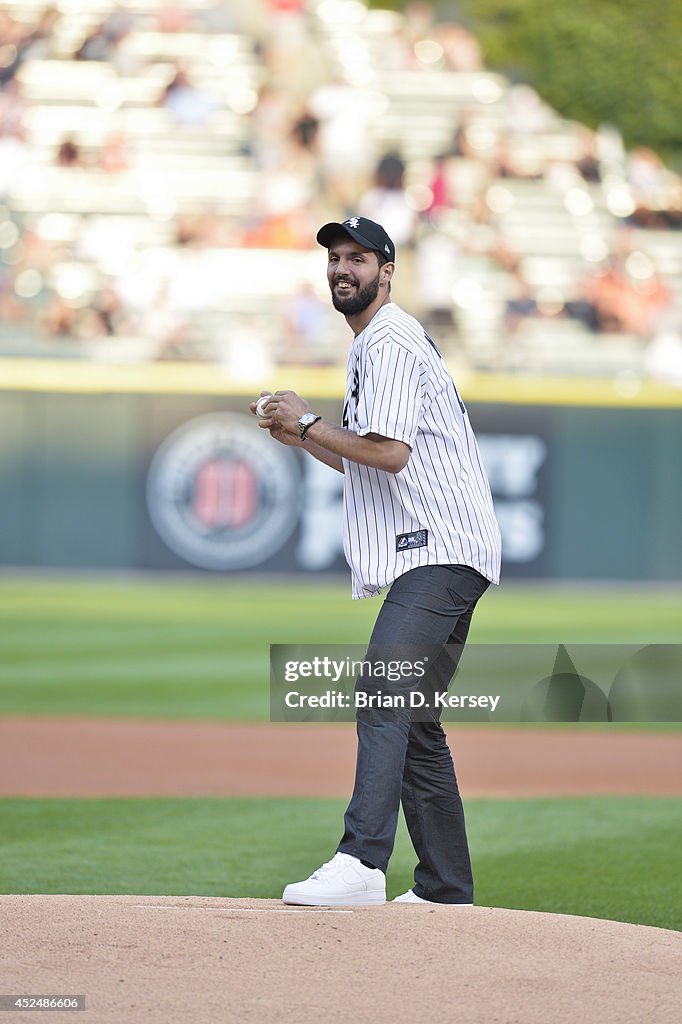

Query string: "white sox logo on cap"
[346, 217, 360, 229]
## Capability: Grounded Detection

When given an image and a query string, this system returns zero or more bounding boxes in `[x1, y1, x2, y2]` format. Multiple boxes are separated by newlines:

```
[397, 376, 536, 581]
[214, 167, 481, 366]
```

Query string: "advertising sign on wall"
[1, 388, 679, 581]
[144, 407, 552, 578]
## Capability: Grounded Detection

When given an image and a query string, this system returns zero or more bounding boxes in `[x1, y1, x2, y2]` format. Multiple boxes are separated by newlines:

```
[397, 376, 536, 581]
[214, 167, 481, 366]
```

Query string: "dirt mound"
[1, 895, 680, 1023]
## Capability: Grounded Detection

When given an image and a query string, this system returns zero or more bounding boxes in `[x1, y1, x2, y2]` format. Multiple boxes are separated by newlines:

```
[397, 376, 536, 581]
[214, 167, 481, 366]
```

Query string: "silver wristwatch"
[298, 412, 321, 440]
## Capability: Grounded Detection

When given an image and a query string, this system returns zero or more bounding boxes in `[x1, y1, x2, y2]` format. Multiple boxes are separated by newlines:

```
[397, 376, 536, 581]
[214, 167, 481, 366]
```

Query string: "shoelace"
[310, 855, 350, 880]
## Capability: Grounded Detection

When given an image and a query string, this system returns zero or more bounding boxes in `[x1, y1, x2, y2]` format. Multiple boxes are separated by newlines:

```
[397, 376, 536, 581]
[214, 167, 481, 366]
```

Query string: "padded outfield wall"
[0, 360, 680, 581]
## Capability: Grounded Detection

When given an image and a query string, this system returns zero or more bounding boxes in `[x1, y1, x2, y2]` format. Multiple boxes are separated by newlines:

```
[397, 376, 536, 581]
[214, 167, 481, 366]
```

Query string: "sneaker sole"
[393, 898, 474, 905]
[282, 890, 386, 907]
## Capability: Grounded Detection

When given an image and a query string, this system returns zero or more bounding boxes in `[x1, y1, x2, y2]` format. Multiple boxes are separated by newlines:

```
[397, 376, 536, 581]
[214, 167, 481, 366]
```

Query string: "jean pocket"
[444, 565, 490, 607]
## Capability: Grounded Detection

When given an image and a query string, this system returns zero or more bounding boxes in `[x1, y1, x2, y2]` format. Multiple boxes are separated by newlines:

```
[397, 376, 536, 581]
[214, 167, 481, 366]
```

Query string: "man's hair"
[375, 249, 392, 292]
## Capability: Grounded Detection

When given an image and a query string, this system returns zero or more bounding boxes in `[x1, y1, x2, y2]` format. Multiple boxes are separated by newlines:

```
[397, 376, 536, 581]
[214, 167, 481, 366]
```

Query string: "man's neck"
[345, 293, 392, 336]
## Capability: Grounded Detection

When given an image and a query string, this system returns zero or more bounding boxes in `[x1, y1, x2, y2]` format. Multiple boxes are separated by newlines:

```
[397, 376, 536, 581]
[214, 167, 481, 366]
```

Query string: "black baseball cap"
[316, 217, 396, 263]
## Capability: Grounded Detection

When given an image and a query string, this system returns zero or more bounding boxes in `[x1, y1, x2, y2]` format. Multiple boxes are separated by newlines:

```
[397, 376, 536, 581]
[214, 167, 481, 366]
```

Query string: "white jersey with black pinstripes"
[341, 302, 501, 599]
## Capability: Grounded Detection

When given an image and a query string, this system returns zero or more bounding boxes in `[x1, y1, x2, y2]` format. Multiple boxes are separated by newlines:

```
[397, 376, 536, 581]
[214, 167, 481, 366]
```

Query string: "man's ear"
[381, 262, 395, 286]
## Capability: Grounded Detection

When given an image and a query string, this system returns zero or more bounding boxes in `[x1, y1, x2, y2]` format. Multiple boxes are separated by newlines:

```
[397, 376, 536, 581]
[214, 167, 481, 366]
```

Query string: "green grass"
[0, 577, 679, 720]
[0, 796, 679, 931]
[2, 582, 678, 930]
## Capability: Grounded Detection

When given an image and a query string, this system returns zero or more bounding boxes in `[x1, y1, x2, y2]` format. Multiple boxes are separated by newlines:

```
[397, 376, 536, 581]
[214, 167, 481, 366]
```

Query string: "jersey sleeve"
[355, 340, 424, 447]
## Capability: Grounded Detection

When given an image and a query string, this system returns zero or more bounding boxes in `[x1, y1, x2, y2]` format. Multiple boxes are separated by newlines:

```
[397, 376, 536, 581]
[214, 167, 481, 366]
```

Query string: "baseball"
[256, 395, 274, 418]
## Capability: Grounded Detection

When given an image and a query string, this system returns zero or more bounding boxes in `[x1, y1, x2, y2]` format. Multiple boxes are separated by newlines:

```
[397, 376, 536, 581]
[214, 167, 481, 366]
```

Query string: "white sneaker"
[282, 853, 386, 906]
[393, 889, 473, 905]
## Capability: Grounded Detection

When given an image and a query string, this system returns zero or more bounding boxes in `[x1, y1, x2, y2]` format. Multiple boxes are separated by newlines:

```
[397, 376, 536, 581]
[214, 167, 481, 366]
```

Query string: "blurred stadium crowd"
[1, 0, 682, 380]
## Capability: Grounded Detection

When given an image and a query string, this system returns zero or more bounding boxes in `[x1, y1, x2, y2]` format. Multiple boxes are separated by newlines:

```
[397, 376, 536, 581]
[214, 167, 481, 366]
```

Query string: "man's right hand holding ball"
[249, 391, 302, 447]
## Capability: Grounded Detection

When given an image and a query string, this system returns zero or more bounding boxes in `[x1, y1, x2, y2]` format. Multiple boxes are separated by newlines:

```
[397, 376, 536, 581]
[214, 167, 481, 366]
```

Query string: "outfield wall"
[1, 364, 680, 580]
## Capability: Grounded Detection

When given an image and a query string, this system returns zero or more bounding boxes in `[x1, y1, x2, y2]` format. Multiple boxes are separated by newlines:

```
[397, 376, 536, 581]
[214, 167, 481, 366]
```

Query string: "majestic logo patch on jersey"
[396, 529, 428, 552]
[345, 217, 360, 229]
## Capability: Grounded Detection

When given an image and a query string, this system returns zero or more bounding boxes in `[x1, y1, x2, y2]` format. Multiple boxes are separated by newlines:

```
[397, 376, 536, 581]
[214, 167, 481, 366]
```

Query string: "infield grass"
[0, 795, 679, 931]
[0, 577, 679, 720]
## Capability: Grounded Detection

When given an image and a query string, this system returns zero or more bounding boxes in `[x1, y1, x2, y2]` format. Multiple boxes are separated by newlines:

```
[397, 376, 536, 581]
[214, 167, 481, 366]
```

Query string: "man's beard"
[331, 270, 380, 315]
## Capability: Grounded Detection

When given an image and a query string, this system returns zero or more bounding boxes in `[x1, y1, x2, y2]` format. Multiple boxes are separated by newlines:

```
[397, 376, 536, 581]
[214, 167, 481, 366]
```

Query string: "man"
[251, 217, 501, 906]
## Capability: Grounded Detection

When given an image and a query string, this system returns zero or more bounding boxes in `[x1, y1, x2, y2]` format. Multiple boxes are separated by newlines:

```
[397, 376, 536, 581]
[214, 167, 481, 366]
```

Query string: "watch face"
[299, 412, 320, 439]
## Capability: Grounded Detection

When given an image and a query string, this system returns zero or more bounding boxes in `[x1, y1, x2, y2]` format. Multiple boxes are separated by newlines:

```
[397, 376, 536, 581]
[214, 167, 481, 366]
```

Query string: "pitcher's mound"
[1, 895, 680, 1023]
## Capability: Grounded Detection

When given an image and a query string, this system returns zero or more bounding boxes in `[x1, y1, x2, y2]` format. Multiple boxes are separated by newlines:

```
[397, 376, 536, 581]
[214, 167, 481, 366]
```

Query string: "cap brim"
[316, 222, 381, 253]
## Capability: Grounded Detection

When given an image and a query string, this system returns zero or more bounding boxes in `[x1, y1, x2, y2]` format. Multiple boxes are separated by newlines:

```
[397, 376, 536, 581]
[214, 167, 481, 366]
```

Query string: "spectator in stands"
[291, 107, 319, 157]
[42, 295, 79, 340]
[661, 183, 682, 230]
[251, 85, 291, 171]
[0, 81, 29, 198]
[382, 27, 415, 72]
[0, 262, 28, 329]
[309, 75, 376, 209]
[563, 296, 600, 333]
[100, 133, 131, 174]
[2, 0, 679, 378]
[0, 79, 27, 140]
[583, 249, 672, 336]
[74, 7, 133, 61]
[628, 148, 666, 206]
[403, 2, 437, 47]
[0, 7, 60, 85]
[424, 154, 455, 222]
[155, 4, 193, 34]
[200, 2, 242, 34]
[489, 236, 523, 275]
[267, 0, 307, 10]
[643, 321, 682, 385]
[495, 133, 543, 180]
[504, 269, 539, 335]
[626, 147, 682, 229]
[281, 283, 336, 364]
[241, 197, 315, 250]
[161, 64, 217, 127]
[437, 23, 483, 72]
[174, 213, 218, 248]
[451, 111, 479, 160]
[504, 84, 551, 134]
[20, 7, 60, 58]
[0, 289, 26, 329]
[283, 107, 321, 199]
[134, 280, 192, 360]
[90, 286, 131, 337]
[415, 229, 460, 330]
[56, 137, 83, 168]
[261, 0, 324, 101]
[0, 12, 21, 86]
[575, 128, 601, 183]
[358, 153, 416, 248]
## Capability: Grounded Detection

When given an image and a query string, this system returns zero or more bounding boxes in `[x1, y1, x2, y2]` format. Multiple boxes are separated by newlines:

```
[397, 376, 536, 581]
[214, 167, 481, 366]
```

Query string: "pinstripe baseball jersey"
[341, 302, 501, 599]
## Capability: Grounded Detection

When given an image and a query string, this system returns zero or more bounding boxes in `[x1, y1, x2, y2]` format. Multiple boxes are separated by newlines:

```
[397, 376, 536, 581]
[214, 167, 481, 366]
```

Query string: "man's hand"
[250, 393, 271, 420]
[268, 425, 304, 447]
[268, 390, 311, 436]
[249, 391, 304, 448]
[248, 390, 405, 474]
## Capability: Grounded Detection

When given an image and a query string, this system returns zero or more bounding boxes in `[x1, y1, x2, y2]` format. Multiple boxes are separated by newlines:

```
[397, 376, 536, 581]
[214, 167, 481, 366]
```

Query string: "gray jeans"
[337, 564, 490, 903]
